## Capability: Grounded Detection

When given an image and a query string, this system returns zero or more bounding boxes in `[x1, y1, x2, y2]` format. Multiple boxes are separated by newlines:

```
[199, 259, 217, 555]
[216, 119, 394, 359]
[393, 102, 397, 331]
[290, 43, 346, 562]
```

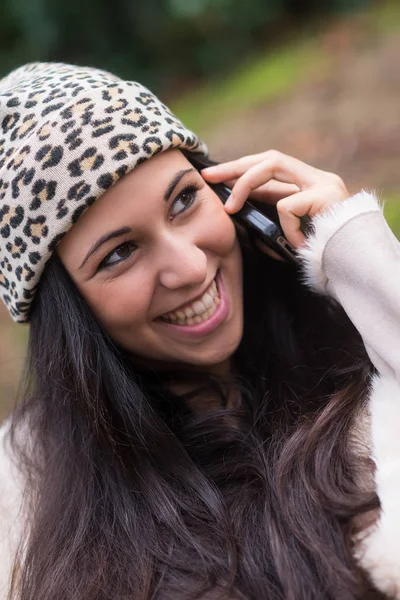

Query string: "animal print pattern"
[0, 62, 208, 322]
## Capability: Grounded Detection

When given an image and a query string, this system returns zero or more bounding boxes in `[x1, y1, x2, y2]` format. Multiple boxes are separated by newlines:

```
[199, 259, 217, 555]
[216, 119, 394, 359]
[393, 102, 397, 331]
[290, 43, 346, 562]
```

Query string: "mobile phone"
[210, 183, 302, 265]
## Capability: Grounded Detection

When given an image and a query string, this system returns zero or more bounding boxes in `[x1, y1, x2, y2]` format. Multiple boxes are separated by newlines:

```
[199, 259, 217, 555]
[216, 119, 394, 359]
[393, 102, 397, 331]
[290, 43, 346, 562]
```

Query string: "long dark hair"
[8, 151, 384, 600]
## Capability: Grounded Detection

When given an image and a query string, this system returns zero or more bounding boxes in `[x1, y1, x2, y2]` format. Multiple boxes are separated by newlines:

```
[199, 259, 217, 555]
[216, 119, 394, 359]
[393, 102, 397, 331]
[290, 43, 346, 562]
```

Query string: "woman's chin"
[182, 337, 242, 371]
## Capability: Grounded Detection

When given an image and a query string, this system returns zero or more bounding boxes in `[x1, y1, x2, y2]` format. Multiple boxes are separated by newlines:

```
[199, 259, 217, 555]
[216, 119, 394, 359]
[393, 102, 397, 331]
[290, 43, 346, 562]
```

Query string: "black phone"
[209, 183, 304, 265]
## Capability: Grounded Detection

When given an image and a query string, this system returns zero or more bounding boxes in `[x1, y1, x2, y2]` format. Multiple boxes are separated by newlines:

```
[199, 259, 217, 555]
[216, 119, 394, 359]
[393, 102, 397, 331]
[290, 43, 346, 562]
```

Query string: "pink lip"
[155, 270, 229, 339]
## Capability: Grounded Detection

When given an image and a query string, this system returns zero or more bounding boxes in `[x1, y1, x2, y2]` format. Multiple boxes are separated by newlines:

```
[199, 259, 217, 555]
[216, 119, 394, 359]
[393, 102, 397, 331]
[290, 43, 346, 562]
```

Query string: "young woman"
[0, 61, 399, 600]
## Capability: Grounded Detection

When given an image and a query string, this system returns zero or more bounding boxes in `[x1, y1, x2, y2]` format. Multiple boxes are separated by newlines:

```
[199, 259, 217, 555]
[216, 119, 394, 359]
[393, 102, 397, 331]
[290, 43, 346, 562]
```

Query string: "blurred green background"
[1, 0, 400, 421]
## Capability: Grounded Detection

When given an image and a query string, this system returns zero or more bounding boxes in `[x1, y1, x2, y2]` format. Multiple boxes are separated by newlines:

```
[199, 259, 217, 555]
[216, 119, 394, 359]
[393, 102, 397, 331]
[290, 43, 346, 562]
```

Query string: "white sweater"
[1, 190, 400, 598]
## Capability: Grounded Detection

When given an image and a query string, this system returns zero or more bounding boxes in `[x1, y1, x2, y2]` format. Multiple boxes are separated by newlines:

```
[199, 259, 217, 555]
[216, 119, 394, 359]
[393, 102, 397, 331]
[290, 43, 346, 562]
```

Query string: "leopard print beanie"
[0, 62, 208, 323]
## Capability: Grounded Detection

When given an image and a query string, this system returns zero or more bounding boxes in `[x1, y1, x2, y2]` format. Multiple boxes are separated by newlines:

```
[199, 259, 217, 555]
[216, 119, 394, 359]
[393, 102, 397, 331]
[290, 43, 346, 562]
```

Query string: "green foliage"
[372, 0, 400, 34]
[171, 40, 328, 133]
[0, 0, 372, 93]
[383, 195, 400, 239]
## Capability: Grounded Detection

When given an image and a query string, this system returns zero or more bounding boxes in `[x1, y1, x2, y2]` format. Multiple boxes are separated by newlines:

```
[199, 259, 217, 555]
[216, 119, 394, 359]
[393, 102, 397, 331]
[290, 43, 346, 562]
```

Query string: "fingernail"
[201, 166, 216, 172]
[225, 194, 234, 210]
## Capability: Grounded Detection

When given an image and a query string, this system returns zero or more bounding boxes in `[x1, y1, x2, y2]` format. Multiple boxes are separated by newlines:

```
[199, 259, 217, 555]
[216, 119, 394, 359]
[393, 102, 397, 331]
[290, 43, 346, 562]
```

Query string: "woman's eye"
[99, 241, 136, 270]
[170, 184, 200, 218]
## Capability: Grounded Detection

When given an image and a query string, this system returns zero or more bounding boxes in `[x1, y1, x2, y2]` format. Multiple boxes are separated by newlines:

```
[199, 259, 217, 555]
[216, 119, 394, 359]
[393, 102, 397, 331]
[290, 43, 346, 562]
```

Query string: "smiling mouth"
[159, 276, 220, 326]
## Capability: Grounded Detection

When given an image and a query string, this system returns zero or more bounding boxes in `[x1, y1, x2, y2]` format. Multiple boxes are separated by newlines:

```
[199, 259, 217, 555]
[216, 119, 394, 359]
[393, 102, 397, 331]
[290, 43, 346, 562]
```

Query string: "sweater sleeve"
[296, 190, 400, 382]
[297, 190, 400, 598]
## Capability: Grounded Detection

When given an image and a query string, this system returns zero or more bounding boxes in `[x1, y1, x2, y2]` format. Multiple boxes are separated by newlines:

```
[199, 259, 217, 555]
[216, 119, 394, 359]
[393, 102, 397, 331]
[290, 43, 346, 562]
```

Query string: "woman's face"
[58, 149, 243, 369]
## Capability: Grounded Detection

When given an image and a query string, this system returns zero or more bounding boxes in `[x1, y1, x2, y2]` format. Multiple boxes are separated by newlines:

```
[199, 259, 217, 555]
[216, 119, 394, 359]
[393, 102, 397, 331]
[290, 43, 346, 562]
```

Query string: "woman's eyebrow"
[163, 168, 196, 202]
[79, 227, 132, 269]
[79, 168, 197, 270]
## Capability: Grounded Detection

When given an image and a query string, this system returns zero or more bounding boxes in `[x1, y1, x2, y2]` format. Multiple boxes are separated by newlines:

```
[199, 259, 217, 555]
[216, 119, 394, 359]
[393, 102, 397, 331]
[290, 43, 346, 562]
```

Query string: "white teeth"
[203, 293, 214, 309]
[184, 306, 195, 318]
[160, 275, 221, 325]
[192, 300, 206, 315]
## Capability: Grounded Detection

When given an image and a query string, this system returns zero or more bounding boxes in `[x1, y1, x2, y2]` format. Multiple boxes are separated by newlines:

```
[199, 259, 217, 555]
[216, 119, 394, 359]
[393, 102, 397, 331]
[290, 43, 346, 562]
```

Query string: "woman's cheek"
[201, 198, 237, 255]
[84, 275, 150, 330]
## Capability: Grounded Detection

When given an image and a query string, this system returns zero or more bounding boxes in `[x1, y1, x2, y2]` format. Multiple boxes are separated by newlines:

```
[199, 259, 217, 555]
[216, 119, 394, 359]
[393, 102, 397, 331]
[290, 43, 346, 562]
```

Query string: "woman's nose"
[157, 234, 208, 290]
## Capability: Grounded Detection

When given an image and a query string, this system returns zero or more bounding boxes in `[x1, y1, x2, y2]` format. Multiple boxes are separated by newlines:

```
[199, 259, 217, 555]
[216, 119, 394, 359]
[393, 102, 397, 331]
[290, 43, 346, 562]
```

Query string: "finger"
[206, 177, 237, 189]
[201, 153, 269, 182]
[208, 179, 300, 204]
[201, 150, 322, 191]
[242, 181, 300, 203]
[276, 187, 343, 248]
[226, 154, 322, 214]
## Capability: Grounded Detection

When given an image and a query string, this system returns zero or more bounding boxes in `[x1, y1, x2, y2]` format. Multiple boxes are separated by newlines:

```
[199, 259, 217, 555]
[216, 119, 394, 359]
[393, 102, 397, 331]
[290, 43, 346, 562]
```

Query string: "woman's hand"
[201, 150, 350, 251]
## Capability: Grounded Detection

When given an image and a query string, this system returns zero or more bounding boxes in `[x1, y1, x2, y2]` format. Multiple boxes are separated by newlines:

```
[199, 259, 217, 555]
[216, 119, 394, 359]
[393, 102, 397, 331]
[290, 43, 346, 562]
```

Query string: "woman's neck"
[130, 354, 238, 411]
[130, 353, 233, 379]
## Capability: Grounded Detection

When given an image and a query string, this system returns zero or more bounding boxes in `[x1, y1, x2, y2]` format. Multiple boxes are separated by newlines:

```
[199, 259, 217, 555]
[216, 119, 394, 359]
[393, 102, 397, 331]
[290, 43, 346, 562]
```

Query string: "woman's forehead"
[57, 149, 196, 256]
[105, 148, 193, 195]
[82, 149, 194, 219]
